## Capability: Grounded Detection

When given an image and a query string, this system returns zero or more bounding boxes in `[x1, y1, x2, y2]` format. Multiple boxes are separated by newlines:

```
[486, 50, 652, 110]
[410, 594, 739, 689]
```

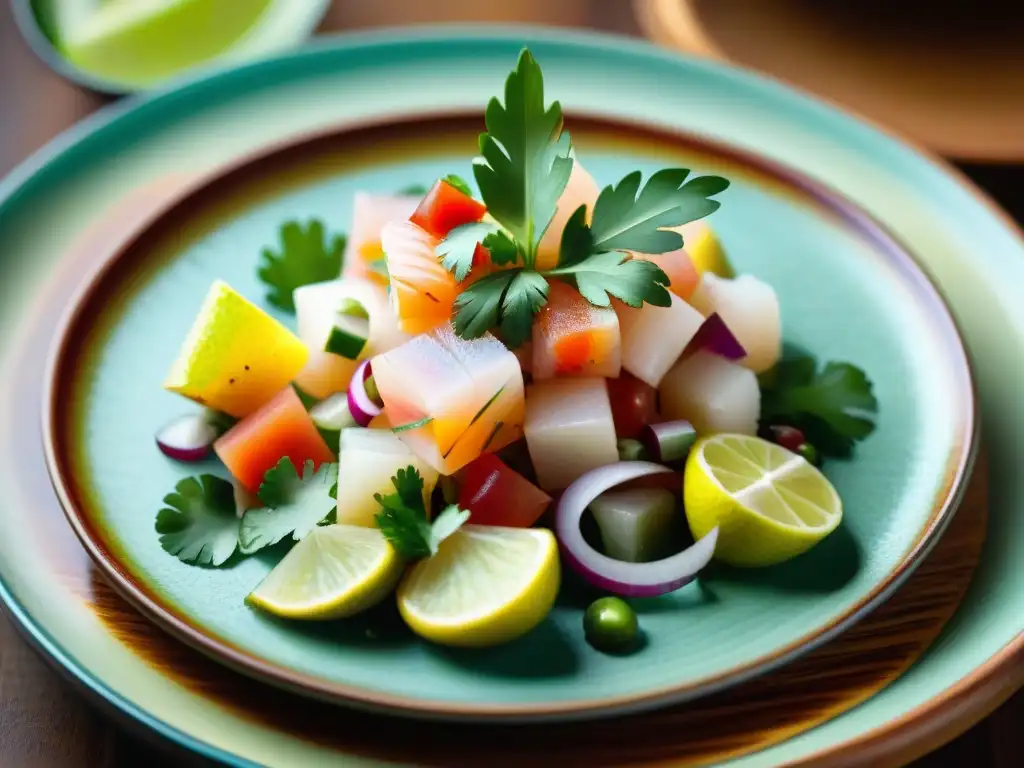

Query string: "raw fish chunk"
[689, 273, 781, 373]
[631, 249, 699, 301]
[616, 293, 704, 387]
[536, 160, 601, 270]
[342, 192, 420, 285]
[382, 220, 460, 334]
[294, 278, 411, 398]
[524, 378, 619, 491]
[335, 428, 438, 527]
[659, 351, 760, 435]
[533, 282, 621, 380]
[372, 326, 525, 475]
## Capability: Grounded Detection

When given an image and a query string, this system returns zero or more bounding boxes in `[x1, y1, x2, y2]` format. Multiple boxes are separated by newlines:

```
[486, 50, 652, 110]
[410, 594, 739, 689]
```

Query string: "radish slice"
[347, 360, 382, 427]
[684, 312, 746, 361]
[556, 462, 719, 597]
[156, 413, 219, 462]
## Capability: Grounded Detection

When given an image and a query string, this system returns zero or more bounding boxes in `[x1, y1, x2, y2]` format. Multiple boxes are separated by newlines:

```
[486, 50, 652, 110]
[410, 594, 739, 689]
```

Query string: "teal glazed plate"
[39, 63, 975, 721]
[0, 24, 1017, 765]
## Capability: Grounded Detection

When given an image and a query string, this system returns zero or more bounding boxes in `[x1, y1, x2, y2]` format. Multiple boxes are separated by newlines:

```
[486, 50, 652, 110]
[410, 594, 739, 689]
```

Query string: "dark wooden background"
[0, 1, 1020, 765]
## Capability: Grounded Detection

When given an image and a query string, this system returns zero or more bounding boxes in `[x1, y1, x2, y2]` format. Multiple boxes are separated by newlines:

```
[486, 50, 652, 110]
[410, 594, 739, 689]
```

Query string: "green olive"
[584, 597, 639, 653]
[797, 442, 820, 466]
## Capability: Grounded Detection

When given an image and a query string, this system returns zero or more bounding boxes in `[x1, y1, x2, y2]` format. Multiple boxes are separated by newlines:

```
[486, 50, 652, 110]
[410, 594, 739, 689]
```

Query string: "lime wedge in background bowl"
[15, 0, 331, 94]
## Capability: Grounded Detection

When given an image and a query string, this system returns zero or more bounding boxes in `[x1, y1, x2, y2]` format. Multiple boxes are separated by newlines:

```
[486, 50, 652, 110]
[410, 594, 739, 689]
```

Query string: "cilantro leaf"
[258, 220, 345, 312]
[482, 230, 520, 266]
[547, 252, 671, 308]
[760, 355, 879, 458]
[473, 49, 573, 266]
[588, 169, 729, 254]
[374, 466, 470, 559]
[499, 270, 549, 347]
[156, 475, 240, 567]
[442, 174, 474, 197]
[238, 459, 338, 554]
[452, 269, 518, 340]
[438, 222, 500, 281]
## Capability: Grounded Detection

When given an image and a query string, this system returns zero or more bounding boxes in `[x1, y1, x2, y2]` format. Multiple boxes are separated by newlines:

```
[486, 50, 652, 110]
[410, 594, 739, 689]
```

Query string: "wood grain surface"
[0, 2, 1021, 767]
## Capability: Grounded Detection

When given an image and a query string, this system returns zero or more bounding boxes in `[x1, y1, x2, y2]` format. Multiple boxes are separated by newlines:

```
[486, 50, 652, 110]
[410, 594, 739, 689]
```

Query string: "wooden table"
[0, 2, 1020, 765]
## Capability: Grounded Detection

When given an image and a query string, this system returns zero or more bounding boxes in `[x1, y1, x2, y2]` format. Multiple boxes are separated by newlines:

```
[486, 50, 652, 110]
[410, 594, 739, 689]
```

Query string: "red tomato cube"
[458, 454, 551, 528]
[410, 179, 487, 239]
[214, 386, 335, 492]
[606, 374, 658, 439]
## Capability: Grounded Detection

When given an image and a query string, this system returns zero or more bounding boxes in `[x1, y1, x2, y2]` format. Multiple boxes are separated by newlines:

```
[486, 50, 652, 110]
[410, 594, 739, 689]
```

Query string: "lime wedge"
[60, 0, 274, 88]
[684, 434, 842, 567]
[247, 525, 404, 620]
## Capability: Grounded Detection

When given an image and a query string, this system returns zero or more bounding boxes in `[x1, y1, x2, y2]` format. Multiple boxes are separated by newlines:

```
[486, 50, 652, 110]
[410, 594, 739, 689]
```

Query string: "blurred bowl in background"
[636, 0, 1024, 162]
[12, 0, 332, 95]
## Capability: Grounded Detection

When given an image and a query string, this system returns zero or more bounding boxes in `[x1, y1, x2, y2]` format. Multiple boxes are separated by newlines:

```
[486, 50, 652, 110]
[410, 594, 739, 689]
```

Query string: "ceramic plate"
[37, 43, 974, 722]
[0, 26, 1018, 763]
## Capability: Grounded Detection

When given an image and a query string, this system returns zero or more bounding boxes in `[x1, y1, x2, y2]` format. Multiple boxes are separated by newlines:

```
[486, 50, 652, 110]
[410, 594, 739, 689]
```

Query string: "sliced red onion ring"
[685, 312, 746, 361]
[347, 359, 382, 426]
[555, 462, 719, 597]
[155, 414, 218, 462]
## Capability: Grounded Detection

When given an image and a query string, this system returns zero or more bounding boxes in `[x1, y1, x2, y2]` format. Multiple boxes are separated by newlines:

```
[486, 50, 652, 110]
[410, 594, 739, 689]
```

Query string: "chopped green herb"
[238, 459, 338, 554]
[391, 416, 434, 433]
[374, 466, 470, 559]
[156, 475, 240, 567]
[760, 353, 878, 458]
[324, 317, 368, 359]
[442, 174, 474, 197]
[257, 220, 345, 313]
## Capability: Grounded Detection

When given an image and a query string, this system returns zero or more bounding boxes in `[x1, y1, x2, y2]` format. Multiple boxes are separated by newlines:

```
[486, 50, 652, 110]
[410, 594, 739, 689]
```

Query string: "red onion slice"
[555, 461, 719, 597]
[347, 359, 382, 426]
[155, 414, 218, 462]
[685, 312, 746, 361]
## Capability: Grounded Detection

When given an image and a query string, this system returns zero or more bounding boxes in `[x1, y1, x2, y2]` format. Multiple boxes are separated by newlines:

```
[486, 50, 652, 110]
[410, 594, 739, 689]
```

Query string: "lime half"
[684, 434, 842, 567]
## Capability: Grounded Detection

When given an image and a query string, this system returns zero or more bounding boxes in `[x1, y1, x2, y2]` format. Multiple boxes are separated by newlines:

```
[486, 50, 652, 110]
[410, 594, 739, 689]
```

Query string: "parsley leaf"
[499, 270, 549, 347]
[587, 169, 729, 254]
[452, 269, 518, 340]
[438, 222, 500, 281]
[473, 49, 573, 267]
[760, 354, 879, 458]
[258, 220, 345, 313]
[547, 252, 671, 308]
[483, 230, 520, 266]
[156, 475, 241, 567]
[442, 174, 474, 197]
[374, 466, 470, 559]
[558, 205, 595, 267]
[238, 458, 338, 554]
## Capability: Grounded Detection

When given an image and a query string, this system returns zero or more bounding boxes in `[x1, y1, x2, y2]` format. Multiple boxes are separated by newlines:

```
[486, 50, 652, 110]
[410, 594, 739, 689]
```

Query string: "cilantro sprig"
[258, 220, 345, 312]
[374, 466, 470, 559]
[441, 48, 730, 346]
[239, 458, 338, 554]
[156, 475, 242, 567]
[760, 352, 879, 458]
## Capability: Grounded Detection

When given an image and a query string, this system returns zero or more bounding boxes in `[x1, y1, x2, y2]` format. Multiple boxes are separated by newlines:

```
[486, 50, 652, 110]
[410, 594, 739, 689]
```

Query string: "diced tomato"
[458, 454, 551, 528]
[606, 374, 658, 439]
[410, 179, 487, 239]
[214, 386, 335, 492]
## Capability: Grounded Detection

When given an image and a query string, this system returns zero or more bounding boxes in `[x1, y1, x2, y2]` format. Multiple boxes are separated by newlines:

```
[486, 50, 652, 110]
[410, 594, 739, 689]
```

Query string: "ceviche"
[155, 49, 878, 653]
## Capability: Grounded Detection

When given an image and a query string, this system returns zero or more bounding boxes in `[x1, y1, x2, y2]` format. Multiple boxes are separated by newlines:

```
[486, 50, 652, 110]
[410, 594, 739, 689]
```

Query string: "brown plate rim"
[40, 109, 978, 722]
